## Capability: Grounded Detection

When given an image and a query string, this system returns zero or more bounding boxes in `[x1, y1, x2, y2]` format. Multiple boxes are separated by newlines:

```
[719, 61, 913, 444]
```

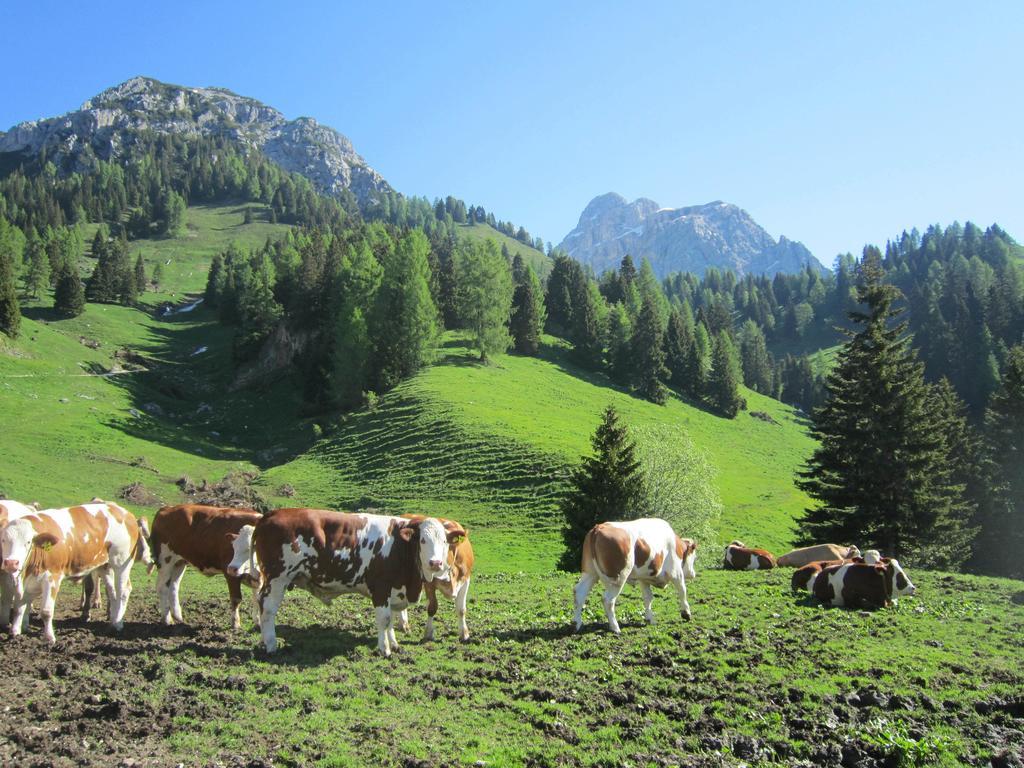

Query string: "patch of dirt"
[118, 481, 162, 507]
[175, 471, 271, 512]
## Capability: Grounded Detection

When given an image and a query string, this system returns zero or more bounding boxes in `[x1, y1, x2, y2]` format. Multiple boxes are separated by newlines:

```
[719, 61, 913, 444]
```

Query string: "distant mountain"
[0, 76, 390, 204]
[558, 192, 825, 277]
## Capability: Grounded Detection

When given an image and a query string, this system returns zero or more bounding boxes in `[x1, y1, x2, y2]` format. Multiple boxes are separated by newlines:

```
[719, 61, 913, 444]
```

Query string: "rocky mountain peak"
[0, 76, 390, 204]
[559, 193, 824, 277]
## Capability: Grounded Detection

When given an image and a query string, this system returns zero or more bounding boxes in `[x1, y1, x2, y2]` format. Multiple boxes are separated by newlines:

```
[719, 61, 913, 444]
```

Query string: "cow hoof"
[459, 633, 470, 643]
[681, 611, 692, 622]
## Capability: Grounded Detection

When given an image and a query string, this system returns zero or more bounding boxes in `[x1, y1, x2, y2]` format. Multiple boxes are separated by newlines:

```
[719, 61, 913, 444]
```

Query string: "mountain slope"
[0, 76, 390, 203]
[559, 192, 824, 277]
[457, 223, 552, 278]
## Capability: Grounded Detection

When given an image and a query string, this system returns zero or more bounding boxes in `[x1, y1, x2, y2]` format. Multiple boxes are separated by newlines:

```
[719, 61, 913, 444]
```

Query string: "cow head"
[845, 545, 862, 559]
[399, 517, 465, 582]
[886, 559, 916, 600]
[681, 538, 698, 580]
[226, 525, 256, 581]
[2, 519, 54, 579]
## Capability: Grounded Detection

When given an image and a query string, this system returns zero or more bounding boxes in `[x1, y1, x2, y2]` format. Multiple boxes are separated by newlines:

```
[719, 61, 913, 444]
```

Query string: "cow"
[395, 514, 474, 642]
[723, 540, 776, 570]
[573, 518, 698, 634]
[791, 550, 887, 594]
[150, 504, 263, 629]
[238, 508, 466, 656]
[0, 500, 152, 644]
[810, 559, 916, 609]
[777, 544, 861, 568]
[0, 500, 38, 631]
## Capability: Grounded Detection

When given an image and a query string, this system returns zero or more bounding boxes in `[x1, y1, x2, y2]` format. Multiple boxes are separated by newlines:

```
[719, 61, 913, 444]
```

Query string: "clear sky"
[1, 1, 1021, 265]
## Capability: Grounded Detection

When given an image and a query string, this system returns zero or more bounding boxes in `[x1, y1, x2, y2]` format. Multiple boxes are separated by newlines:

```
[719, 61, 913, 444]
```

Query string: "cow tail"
[136, 517, 155, 572]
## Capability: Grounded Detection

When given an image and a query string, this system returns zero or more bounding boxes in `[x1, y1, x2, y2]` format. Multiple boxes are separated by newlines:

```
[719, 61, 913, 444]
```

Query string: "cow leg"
[100, 565, 116, 622]
[602, 580, 626, 634]
[167, 562, 186, 624]
[259, 577, 288, 653]
[672, 573, 692, 621]
[226, 575, 244, 630]
[642, 583, 656, 624]
[573, 572, 598, 632]
[375, 605, 394, 657]
[39, 575, 61, 646]
[0, 573, 13, 631]
[422, 584, 438, 642]
[80, 573, 96, 621]
[8, 580, 30, 638]
[455, 576, 471, 642]
[157, 559, 187, 624]
[398, 608, 411, 633]
[109, 562, 133, 631]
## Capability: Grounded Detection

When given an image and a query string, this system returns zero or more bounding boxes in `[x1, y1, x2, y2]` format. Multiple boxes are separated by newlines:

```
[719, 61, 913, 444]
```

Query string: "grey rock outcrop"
[559, 192, 824, 277]
[0, 76, 390, 204]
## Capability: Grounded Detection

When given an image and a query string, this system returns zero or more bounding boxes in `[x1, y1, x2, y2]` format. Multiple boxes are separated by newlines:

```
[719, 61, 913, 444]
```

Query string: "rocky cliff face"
[559, 192, 824, 277]
[0, 76, 390, 204]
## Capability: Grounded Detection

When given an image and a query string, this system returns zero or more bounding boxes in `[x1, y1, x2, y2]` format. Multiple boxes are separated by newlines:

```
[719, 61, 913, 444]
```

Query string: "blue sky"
[1, 1, 1021, 264]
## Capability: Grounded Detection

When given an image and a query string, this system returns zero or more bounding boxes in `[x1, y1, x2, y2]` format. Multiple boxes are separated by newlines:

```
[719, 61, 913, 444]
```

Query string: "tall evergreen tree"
[455, 239, 514, 362]
[134, 253, 147, 294]
[663, 307, 692, 389]
[0, 248, 20, 338]
[569, 269, 604, 368]
[682, 320, 711, 399]
[558, 406, 643, 570]
[707, 332, 744, 417]
[24, 237, 50, 299]
[632, 295, 669, 404]
[605, 303, 633, 385]
[797, 248, 966, 560]
[371, 230, 439, 390]
[329, 239, 384, 409]
[974, 345, 1024, 577]
[53, 263, 85, 318]
[544, 254, 578, 336]
[510, 263, 545, 355]
[738, 319, 773, 394]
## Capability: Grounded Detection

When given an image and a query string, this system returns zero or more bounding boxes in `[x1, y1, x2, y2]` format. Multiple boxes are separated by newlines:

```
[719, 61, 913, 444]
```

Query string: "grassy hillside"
[457, 223, 552, 278]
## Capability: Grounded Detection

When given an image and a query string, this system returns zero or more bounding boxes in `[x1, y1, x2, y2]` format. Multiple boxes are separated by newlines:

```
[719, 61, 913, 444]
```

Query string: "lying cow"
[150, 504, 263, 629]
[0, 500, 38, 631]
[810, 559, 915, 609]
[232, 508, 466, 656]
[777, 544, 861, 568]
[573, 518, 697, 634]
[723, 541, 776, 570]
[791, 550, 886, 593]
[1, 500, 152, 644]
[396, 514, 474, 642]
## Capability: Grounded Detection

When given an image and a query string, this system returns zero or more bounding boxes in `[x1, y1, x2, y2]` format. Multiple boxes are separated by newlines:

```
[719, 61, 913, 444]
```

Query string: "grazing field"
[456, 223, 552, 278]
[2, 204, 1022, 767]
[2, 565, 1021, 767]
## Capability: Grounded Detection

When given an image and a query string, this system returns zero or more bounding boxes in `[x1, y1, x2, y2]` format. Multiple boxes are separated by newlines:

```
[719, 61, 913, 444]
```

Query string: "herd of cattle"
[1, 499, 916, 656]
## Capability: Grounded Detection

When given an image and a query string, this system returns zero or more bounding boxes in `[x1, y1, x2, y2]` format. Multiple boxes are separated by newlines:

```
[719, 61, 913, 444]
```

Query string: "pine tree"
[152, 262, 163, 291]
[53, 263, 85, 318]
[371, 230, 439, 390]
[738, 319, 773, 393]
[544, 254, 578, 336]
[455, 239, 514, 362]
[797, 248, 964, 559]
[664, 306, 693, 389]
[558, 406, 643, 570]
[974, 345, 1024, 577]
[24, 237, 50, 299]
[510, 264, 545, 355]
[707, 332, 744, 417]
[632, 295, 669, 404]
[605, 303, 633, 385]
[683, 321, 711, 399]
[329, 239, 384, 409]
[569, 269, 604, 368]
[205, 253, 225, 306]
[0, 248, 20, 338]
[134, 253, 147, 294]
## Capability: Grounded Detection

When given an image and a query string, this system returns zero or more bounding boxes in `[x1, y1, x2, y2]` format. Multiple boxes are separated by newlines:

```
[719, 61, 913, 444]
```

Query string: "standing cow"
[777, 544, 861, 568]
[150, 504, 263, 629]
[396, 514, 474, 642]
[573, 518, 698, 634]
[723, 541, 777, 570]
[231, 508, 466, 656]
[0, 500, 38, 631]
[0, 500, 151, 644]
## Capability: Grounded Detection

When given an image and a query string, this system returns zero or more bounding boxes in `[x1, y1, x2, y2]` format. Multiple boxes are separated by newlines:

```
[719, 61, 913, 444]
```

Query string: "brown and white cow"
[0, 500, 152, 643]
[810, 559, 916, 609]
[150, 504, 263, 629]
[234, 508, 466, 656]
[791, 550, 887, 593]
[777, 544, 861, 568]
[723, 540, 776, 570]
[573, 518, 698, 634]
[0, 500, 38, 631]
[396, 514, 474, 642]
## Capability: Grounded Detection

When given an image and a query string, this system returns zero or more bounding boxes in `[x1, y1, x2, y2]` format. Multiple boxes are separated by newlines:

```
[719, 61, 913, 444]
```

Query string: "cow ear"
[446, 526, 467, 544]
[399, 525, 418, 542]
[32, 533, 58, 550]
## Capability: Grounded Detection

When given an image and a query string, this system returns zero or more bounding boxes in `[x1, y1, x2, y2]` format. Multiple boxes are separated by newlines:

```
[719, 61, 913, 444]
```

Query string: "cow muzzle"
[226, 565, 242, 578]
[428, 559, 443, 571]
[2, 559, 19, 574]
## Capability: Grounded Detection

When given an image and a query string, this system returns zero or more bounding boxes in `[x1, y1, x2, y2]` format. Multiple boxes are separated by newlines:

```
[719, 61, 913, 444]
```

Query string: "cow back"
[152, 504, 262, 572]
